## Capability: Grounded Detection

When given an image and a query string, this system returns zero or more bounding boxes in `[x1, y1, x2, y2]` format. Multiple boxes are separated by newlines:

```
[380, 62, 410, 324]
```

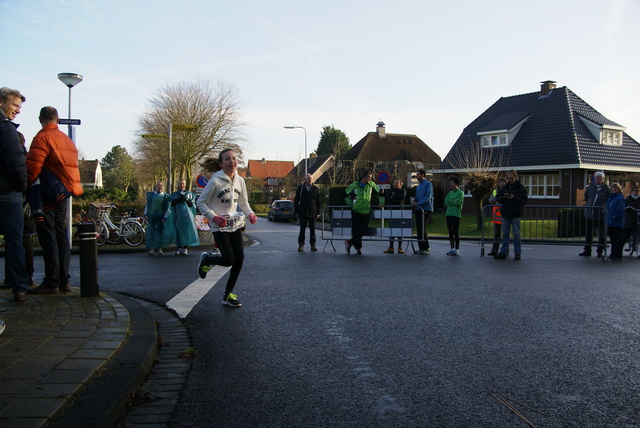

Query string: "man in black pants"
[294, 173, 322, 252]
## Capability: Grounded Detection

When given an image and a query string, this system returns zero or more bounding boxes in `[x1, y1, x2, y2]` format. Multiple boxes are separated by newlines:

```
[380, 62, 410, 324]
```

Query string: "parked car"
[267, 200, 296, 222]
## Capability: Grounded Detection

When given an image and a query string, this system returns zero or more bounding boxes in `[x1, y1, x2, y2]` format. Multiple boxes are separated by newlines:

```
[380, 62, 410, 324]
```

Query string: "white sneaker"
[157, 249, 163, 255]
[446, 249, 456, 256]
[175, 249, 182, 255]
[182, 248, 188, 255]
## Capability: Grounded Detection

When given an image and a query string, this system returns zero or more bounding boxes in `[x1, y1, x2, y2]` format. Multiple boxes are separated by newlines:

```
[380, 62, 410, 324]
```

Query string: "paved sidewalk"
[0, 288, 173, 427]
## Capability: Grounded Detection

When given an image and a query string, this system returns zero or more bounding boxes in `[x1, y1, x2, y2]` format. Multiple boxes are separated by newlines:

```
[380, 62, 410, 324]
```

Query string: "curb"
[49, 293, 158, 428]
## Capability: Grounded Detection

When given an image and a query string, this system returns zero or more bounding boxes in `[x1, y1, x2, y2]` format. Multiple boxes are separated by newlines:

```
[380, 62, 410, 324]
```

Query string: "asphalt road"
[14, 218, 640, 427]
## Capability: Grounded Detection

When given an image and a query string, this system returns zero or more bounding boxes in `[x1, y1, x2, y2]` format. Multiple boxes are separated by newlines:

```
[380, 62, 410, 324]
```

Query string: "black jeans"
[298, 216, 316, 245]
[446, 216, 460, 250]
[36, 202, 71, 288]
[584, 217, 605, 254]
[609, 226, 623, 258]
[206, 229, 245, 295]
[349, 211, 370, 250]
[414, 210, 432, 251]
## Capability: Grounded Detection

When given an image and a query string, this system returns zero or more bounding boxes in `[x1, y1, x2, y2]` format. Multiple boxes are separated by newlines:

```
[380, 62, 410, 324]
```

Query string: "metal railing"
[321, 205, 428, 253]
[481, 204, 609, 258]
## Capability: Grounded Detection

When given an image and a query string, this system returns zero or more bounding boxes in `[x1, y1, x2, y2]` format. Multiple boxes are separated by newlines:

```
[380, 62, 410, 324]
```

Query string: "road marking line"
[166, 267, 231, 318]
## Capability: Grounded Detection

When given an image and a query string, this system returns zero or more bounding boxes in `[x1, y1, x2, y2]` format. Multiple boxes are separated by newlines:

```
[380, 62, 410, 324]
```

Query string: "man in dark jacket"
[0, 87, 29, 302]
[294, 173, 322, 251]
[579, 171, 609, 257]
[494, 169, 528, 260]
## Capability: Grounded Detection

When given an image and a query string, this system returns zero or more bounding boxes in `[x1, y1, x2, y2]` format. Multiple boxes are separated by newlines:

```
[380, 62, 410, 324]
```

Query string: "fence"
[481, 205, 609, 259]
[321, 205, 427, 253]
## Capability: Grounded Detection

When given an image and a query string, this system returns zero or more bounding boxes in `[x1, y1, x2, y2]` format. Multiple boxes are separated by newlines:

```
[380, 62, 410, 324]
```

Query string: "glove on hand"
[213, 216, 227, 227]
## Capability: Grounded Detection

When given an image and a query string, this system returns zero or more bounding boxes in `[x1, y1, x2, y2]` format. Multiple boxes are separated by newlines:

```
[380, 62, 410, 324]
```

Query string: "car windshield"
[275, 201, 293, 209]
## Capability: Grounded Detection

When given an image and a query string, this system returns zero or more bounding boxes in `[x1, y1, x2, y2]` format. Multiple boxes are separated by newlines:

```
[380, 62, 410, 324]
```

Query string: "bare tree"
[446, 138, 509, 229]
[133, 79, 245, 191]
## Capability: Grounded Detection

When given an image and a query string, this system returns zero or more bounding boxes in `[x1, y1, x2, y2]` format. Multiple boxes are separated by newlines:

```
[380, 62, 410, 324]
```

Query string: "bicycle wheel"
[123, 221, 145, 247]
[96, 223, 108, 246]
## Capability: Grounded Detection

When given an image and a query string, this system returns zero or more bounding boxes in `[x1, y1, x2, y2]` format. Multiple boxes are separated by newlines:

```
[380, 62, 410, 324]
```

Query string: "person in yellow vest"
[487, 178, 506, 256]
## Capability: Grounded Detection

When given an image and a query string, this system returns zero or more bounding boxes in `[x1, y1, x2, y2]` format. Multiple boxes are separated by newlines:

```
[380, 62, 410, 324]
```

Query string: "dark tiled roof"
[79, 160, 99, 184]
[439, 86, 640, 170]
[479, 110, 531, 133]
[289, 154, 333, 177]
[343, 132, 441, 169]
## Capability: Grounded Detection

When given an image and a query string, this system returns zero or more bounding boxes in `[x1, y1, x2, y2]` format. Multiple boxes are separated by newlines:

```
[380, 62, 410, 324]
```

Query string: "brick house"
[437, 81, 640, 210]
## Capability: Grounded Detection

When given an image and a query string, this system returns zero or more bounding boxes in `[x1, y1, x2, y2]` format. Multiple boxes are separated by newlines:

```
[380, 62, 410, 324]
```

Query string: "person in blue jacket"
[411, 169, 433, 254]
[606, 183, 625, 260]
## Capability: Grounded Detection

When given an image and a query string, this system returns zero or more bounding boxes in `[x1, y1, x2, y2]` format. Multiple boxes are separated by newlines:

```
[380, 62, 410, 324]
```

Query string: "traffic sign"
[377, 171, 390, 184]
[58, 118, 81, 125]
[196, 174, 209, 188]
[141, 134, 168, 139]
[172, 124, 198, 131]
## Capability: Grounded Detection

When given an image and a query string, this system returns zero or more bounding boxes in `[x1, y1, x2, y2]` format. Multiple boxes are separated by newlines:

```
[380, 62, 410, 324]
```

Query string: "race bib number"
[219, 212, 246, 232]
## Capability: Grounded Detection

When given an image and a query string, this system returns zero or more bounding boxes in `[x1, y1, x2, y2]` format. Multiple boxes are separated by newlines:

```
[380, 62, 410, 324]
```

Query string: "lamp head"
[58, 73, 83, 88]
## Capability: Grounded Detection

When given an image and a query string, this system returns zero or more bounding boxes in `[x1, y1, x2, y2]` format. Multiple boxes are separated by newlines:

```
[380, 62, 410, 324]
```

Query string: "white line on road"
[166, 267, 231, 318]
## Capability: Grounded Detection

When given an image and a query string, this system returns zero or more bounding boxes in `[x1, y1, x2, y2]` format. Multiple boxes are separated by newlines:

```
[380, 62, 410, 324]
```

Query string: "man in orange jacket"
[26, 106, 82, 294]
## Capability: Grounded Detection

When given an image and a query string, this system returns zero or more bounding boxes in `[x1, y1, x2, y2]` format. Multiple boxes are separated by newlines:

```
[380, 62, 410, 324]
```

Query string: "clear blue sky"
[3, 0, 639, 167]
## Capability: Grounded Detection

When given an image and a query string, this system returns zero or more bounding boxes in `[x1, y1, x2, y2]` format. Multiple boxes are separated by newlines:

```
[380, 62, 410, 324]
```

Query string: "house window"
[519, 173, 560, 198]
[602, 129, 623, 146]
[481, 134, 508, 148]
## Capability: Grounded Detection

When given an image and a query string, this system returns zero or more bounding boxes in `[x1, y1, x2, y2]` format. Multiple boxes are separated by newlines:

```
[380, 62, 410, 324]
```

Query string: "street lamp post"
[283, 126, 307, 176]
[57, 73, 83, 139]
[58, 73, 83, 248]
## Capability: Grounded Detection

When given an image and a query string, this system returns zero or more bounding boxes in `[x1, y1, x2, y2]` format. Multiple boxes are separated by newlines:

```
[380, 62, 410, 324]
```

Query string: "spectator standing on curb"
[2, 132, 36, 291]
[144, 181, 172, 255]
[197, 149, 257, 308]
[169, 178, 199, 255]
[487, 178, 506, 256]
[383, 178, 407, 254]
[344, 170, 379, 255]
[579, 171, 609, 258]
[444, 176, 464, 256]
[26, 106, 82, 295]
[606, 183, 625, 260]
[412, 169, 433, 255]
[622, 186, 640, 253]
[494, 169, 528, 261]
[0, 87, 29, 302]
[294, 173, 321, 252]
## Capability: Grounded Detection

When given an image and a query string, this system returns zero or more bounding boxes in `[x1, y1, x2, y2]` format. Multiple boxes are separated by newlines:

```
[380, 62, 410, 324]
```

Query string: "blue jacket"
[606, 191, 624, 228]
[415, 179, 433, 212]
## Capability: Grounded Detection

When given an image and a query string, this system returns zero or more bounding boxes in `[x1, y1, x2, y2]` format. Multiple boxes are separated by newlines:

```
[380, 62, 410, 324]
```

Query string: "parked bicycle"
[83, 203, 145, 247]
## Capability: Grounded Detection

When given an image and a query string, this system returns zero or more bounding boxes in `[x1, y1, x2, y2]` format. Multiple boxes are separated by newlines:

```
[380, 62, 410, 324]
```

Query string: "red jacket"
[27, 123, 83, 196]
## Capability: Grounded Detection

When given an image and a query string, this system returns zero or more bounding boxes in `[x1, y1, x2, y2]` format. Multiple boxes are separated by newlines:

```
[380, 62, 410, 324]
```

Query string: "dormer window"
[477, 111, 530, 149]
[480, 134, 508, 147]
[579, 116, 625, 147]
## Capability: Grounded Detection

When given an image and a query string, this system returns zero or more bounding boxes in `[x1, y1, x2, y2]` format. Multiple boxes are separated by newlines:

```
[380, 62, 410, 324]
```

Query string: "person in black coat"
[294, 173, 322, 251]
[622, 186, 640, 252]
[494, 169, 528, 260]
[383, 178, 407, 254]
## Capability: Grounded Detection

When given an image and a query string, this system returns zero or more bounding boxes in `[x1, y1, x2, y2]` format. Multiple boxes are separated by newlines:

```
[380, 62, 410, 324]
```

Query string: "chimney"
[540, 80, 557, 96]
[376, 121, 386, 138]
[261, 158, 266, 163]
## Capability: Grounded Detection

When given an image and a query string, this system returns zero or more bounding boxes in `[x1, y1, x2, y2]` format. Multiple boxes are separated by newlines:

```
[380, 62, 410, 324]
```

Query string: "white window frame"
[519, 173, 560, 199]
[480, 133, 509, 148]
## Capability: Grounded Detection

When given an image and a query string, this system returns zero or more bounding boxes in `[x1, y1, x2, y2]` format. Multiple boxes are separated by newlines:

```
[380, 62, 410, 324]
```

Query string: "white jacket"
[196, 169, 254, 232]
